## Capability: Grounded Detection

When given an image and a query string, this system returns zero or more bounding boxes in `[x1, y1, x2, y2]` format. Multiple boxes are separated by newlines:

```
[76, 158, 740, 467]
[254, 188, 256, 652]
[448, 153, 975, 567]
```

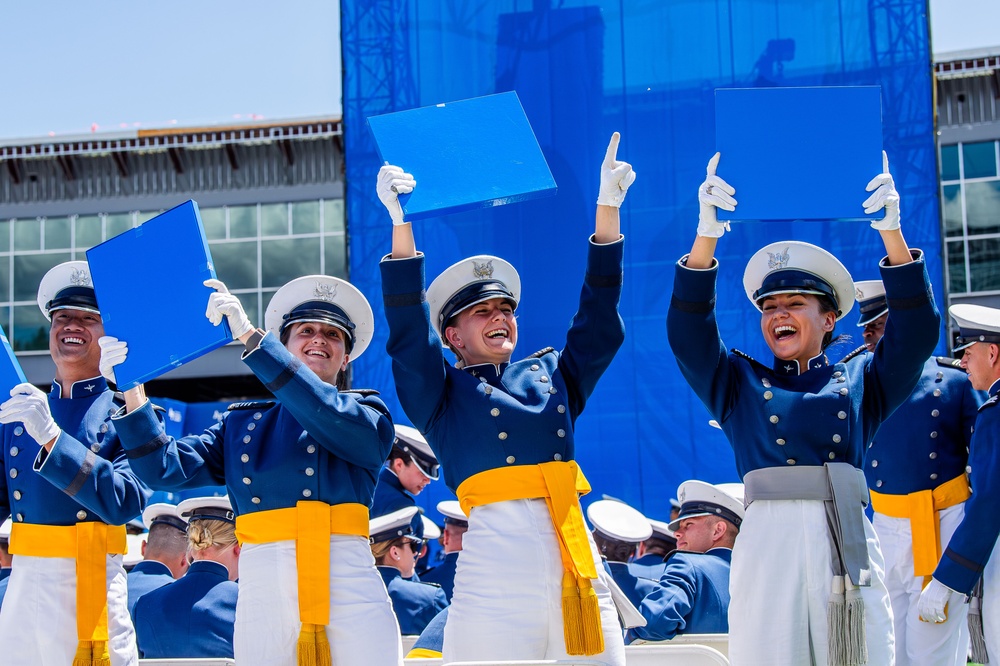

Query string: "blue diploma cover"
[367, 91, 557, 220]
[715, 86, 883, 222]
[87, 201, 231, 390]
[0, 324, 27, 395]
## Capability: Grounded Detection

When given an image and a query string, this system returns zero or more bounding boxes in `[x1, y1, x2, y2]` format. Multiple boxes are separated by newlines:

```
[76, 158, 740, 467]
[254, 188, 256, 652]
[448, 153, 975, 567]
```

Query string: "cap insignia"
[70, 268, 91, 287]
[767, 247, 790, 270]
[472, 259, 494, 279]
[313, 282, 338, 302]
[855, 286, 865, 300]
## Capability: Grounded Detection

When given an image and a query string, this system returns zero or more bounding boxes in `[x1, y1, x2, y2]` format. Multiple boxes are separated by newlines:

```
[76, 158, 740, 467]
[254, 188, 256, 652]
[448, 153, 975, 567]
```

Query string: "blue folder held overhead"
[86, 201, 232, 390]
[0, 324, 27, 396]
[367, 91, 558, 220]
[715, 86, 883, 222]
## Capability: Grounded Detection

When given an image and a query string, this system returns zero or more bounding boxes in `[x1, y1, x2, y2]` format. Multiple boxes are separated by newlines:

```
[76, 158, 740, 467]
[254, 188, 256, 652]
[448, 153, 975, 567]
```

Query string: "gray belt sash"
[744, 463, 872, 588]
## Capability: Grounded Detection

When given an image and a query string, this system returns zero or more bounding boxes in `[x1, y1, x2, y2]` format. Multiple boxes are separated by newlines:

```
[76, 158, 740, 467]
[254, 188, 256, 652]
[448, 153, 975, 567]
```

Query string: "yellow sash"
[235, 501, 369, 666]
[9, 522, 127, 666]
[457, 461, 604, 656]
[870, 473, 971, 577]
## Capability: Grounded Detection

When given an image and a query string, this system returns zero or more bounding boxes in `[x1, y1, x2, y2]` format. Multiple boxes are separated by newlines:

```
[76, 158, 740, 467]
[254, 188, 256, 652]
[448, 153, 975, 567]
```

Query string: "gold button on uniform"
[839, 388, 849, 396]
[302, 489, 312, 497]
[490, 408, 500, 417]
[307, 445, 316, 453]
[828, 452, 836, 460]
[776, 438, 786, 445]
[247, 423, 256, 431]
[832, 434, 842, 443]
[241, 454, 250, 463]
[769, 415, 779, 424]
[871, 460, 878, 468]
[933, 389, 942, 397]
[498, 432, 508, 440]
[9, 469, 16, 479]
[253, 412, 263, 420]
[929, 452, 937, 460]
[530, 364, 539, 371]
[838, 411, 847, 419]
[243, 435, 252, 444]
[251, 497, 261, 504]
[9, 447, 16, 456]
[554, 454, 562, 461]
[91, 444, 101, 453]
[930, 473, 939, 480]
[13, 490, 21, 500]
[76, 510, 87, 520]
[13, 427, 22, 436]
[931, 409, 940, 417]
[305, 468, 315, 476]
[506, 456, 515, 464]
[557, 405, 566, 414]
[243, 477, 252, 485]
[540, 376, 549, 383]
[557, 429, 566, 438]
[763, 391, 773, 400]
[786, 459, 796, 465]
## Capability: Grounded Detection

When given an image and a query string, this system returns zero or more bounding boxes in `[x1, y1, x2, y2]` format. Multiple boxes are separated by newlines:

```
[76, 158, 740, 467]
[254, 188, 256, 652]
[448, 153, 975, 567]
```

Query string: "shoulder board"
[342, 388, 381, 397]
[980, 395, 999, 411]
[524, 347, 556, 360]
[419, 580, 442, 589]
[731, 349, 768, 371]
[839, 345, 869, 363]
[226, 400, 277, 411]
[936, 356, 963, 369]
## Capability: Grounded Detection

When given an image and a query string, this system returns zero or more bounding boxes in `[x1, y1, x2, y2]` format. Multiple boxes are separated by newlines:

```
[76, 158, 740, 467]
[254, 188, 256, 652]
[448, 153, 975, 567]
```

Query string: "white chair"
[402, 634, 420, 653]
[139, 660, 236, 666]
[624, 643, 729, 665]
[444, 661, 605, 666]
[663, 633, 730, 658]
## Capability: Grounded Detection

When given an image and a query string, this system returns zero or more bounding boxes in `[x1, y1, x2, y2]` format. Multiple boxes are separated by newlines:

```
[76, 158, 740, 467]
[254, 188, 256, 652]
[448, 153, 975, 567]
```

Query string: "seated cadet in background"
[587, 499, 657, 609]
[855, 280, 982, 666]
[0, 518, 11, 610]
[669, 499, 681, 523]
[407, 606, 449, 660]
[371, 506, 449, 636]
[421, 500, 467, 602]
[629, 518, 676, 582]
[132, 496, 239, 660]
[628, 481, 743, 643]
[126, 503, 189, 619]
[372, 424, 439, 556]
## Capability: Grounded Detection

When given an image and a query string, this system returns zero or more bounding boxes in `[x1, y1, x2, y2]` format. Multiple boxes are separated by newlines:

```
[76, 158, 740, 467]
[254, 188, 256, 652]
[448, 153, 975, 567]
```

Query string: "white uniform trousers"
[235, 534, 403, 666]
[984, 537, 1000, 665]
[729, 499, 895, 666]
[874, 503, 969, 665]
[0, 553, 137, 666]
[443, 498, 626, 666]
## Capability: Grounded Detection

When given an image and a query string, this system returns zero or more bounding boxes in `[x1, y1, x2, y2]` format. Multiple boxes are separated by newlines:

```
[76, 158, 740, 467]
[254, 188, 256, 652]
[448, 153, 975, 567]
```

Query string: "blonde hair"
[187, 518, 238, 552]
[371, 537, 408, 564]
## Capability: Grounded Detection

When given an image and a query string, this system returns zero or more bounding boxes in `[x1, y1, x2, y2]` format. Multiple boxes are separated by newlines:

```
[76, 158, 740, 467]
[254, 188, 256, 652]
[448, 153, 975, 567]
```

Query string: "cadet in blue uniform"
[371, 506, 448, 636]
[407, 606, 449, 659]
[587, 499, 657, 610]
[668, 152, 940, 665]
[126, 503, 189, 619]
[101, 274, 402, 666]
[628, 481, 742, 643]
[377, 133, 635, 665]
[629, 519, 675, 582]
[919, 304, 1000, 664]
[371, 424, 439, 547]
[856, 280, 982, 665]
[0, 261, 149, 666]
[133, 496, 239, 659]
[421, 500, 467, 601]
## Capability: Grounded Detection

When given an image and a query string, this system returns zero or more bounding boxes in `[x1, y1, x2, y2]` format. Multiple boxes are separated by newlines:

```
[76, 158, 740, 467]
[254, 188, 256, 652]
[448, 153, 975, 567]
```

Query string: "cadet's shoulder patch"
[731, 349, 767, 370]
[419, 580, 443, 589]
[936, 356, 963, 369]
[342, 388, 381, 397]
[524, 347, 556, 360]
[839, 345, 869, 363]
[226, 400, 277, 411]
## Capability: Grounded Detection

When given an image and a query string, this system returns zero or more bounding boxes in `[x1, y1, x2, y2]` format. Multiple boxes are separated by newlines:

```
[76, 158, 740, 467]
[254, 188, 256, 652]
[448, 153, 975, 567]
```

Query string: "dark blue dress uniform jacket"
[132, 559, 237, 659]
[127, 559, 175, 618]
[629, 553, 668, 582]
[0, 377, 148, 528]
[666, 254, 939, 477]
[0, 568, 10, 610]
[379, 238, 625, 492]
[421, 551, 458, 601]
[378, 566, 448, 636]
[371, 467, 424, 540]
[411, 606, 448, 655]
[933, 379, 1000, 594]
[628, 548, 733, 642]
[606, 560, 658, 610]
[865, 357, 982, 494]
[111, 334, 395, 516]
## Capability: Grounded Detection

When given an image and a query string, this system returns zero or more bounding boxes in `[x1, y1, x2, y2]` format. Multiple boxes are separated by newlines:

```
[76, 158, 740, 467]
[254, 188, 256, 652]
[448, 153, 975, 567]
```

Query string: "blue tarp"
[341, 1, 939, 522]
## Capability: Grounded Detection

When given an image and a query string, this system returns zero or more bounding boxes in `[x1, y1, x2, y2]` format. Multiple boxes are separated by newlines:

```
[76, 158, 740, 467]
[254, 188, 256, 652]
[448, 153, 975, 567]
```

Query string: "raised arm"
[865, 151, 911, 267]
[686, 153, 736, 269]
[377, 164, 418, 259]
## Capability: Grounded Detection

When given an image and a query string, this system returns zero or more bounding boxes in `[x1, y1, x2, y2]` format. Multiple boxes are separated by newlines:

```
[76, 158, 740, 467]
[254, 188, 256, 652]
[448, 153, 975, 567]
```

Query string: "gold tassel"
[72, 640, 110, 666]
[578, 578, 605, 655]
[297, 623, 332, 666]
[314, 624, 332, 666]
[562, 572, 585, 655]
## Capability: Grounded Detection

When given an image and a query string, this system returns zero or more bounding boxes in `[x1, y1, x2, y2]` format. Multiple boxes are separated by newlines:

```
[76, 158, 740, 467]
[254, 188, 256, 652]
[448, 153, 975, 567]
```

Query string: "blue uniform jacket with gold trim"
[628, 547, 732, 642]
[0, 376, 148, 527]
[127, 559, 174, 619]
[933, 380, 1000, 594]
[865, 357, 982, 495]
[667, 254, 939, 476]
[133, 559, 237, 659]
[421, 551, 458, 601]
[112, 334, 395, 516]
[379, 237, 625, 491]
[378, 566, 449, 636]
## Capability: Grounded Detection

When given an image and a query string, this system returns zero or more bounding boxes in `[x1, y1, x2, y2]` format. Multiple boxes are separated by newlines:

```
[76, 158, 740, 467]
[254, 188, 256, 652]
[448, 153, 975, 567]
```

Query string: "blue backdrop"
[340, 1, 940, 524]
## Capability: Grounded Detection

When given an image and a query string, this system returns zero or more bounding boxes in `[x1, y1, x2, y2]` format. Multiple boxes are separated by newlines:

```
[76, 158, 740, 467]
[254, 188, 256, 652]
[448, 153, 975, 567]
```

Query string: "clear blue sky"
[0, 1, 994, 140]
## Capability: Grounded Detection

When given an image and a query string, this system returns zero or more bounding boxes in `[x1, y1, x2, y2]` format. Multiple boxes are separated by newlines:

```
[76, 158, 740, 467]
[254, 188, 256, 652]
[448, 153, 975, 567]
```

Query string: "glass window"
[106, 213, 132, 239]
[261, 203, 289, 237]
[965, 181, 1000, 236]
[44, 217, 72, 250]
[947, 241, 967, 294]
[14, 253, 71, 301]
[12, 304, 50, 351]
[942, 184, 962, 237]
[324, 234, 347, 278]
[75, 215, 103, 249]
[940, 144, 960, 181]
[324, 199, 345, 233]
[138, 210, 161, 224]
[0, 256, 9, 301]
[292, 201, 320, 235]
[0, 220, 10, 253]
[261, 238, 320, 288]
[209, 241, 258, 291]
[260, 289, 277, 328]
[237, 291, 260, 330]
[969, 238, 1000, 292]
[229, 205, 257, 238]
[14, 218, 41, 252]
[962, 141, 997, 179]
[201, 207, 226, 241]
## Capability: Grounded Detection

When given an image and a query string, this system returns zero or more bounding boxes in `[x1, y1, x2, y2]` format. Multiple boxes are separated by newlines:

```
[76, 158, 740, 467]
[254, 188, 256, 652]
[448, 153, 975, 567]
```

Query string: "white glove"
[0, 383, 61, 447]
[697, 152, 737, 238]
[596, 132, 636, 208]
[377, 164, 416, 226]
[863, 150, 900, 231]
[204, 279, 254, 339]
[98, 336, 128, 384]
[918, 578, 958, 623]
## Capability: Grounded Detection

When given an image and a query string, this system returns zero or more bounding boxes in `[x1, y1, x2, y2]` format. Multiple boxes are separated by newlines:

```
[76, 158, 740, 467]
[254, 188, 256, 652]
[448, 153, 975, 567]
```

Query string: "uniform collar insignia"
[773, 352, 826, 377]
[55, 376, 108, 399]
[84, 384, 95, 392]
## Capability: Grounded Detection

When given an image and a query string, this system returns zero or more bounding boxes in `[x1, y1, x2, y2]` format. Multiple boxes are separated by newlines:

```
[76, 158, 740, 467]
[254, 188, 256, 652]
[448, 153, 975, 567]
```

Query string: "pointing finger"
[706, 152, 721, 177]
[603, 132, 621, 168]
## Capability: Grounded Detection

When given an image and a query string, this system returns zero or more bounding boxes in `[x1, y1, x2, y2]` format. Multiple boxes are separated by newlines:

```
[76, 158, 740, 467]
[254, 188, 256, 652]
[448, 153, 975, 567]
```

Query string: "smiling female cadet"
[377, 133, 634, 665]
[667, 152, 940, 665]
[100, 276, 402, 666]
